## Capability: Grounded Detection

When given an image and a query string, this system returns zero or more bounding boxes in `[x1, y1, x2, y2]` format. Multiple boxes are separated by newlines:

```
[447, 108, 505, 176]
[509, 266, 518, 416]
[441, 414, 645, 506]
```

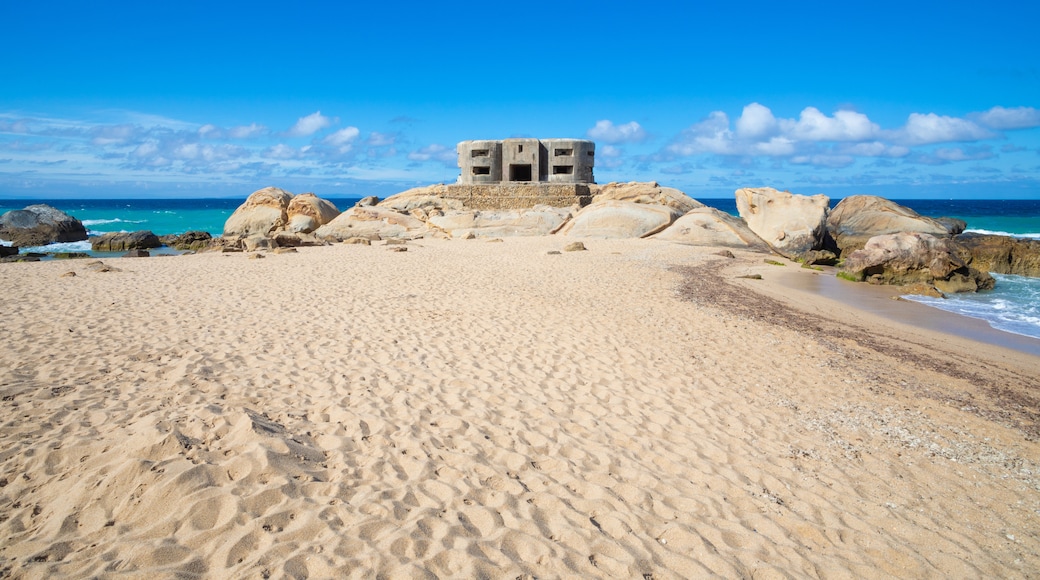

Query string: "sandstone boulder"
[91, 230, 162, 252]
[735, 187, 829, 260]
[379, 185, 466, 213]
[589, 182, 704, 214]
[0, 205, 87, 246]
[840, 232, 995, 293]
[556, 200, 682, 238]
[955, 233, 1040, 278]
[314, 206, 429, 241]
[653, 207, 769, 250]
[223, 187, 293, 237]
[827, 195, 959, 256]
[429, 206, 572, 238]
[286, 193, 340, 233]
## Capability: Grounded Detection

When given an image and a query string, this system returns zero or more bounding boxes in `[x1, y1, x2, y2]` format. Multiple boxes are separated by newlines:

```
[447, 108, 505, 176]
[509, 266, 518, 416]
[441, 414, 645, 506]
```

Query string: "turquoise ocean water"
[2, 196, 1039, 341]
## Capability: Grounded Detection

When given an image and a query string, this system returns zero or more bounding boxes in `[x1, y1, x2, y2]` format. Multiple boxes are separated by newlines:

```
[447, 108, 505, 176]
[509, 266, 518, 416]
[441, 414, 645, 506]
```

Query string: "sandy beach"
[2, 237, 1039, 578]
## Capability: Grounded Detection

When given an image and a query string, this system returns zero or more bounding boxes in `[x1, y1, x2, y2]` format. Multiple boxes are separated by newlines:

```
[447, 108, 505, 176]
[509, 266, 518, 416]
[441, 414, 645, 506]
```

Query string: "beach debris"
[487, 238, 504, 243]
[249, 253, 265, 259]
[60, 271, 76, 277]
[764, 259, 786, 266]
[388, 246, 408, 252]
[563, 242, 586, 252]
[273, 247, 297, 254]
[547, 250, 562, 255]
[714, 250, 736, 258]
[737, 274, 763, 280]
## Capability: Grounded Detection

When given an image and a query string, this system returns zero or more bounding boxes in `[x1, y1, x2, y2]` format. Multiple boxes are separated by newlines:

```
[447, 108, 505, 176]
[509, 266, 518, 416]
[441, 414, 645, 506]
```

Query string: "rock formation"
[314, 206, 430, 241]
[827, 195, 962, 256]
[652, 207, 770, 250]
[221, 187, 340, 249]
[428, 207, 572, 239]
[223, 187, 294, 237]
[839, 232, 995, 294]
[0, 204, 88, 246]
[91, 231, 162, 252]
[735, 188, 829, 260]
[160, 231, 213, 251]
[955, 233, 1040, 278]
[588, 182, 703, 214]
[556, 200, 682, 239]
[286, 193, 340, 233]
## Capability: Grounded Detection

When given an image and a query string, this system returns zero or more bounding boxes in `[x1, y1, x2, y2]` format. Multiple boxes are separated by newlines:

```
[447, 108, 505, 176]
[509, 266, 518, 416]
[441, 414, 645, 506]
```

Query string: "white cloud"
[408, 143, 455, 164]
[668, 112, 735, 156]
[367, 131, 396, 147]
[840, 141, 910, 157]
[228, 123, 267, 139]
[587, 120, 647, 144]
[784, 107, 879, 141]
[898, 113, 992, 145]
[264, 144, 301, 160]
[974, 106, 1040, 130]
[735, 103, 778, 139]
[599, 145, 622, 158]
[322, 126, 360, 147]
[286, 111, 332, 137]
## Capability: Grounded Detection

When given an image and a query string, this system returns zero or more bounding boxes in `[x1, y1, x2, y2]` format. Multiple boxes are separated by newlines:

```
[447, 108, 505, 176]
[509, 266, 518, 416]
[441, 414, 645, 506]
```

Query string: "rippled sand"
[2, 237, 1039, 578]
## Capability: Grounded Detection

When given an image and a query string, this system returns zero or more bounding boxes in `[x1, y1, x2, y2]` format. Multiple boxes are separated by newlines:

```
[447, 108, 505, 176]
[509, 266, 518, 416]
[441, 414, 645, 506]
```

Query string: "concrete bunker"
[457, 138, 594, 185]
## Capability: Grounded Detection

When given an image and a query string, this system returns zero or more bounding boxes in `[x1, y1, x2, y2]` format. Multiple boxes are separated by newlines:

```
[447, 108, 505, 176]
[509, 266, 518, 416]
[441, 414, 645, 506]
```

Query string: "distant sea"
[2, 196, 1039, 341]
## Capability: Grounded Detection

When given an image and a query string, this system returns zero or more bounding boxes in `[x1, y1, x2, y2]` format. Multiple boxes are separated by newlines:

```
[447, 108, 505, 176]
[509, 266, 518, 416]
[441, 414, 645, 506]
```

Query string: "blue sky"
[2, 1, 1039, 199]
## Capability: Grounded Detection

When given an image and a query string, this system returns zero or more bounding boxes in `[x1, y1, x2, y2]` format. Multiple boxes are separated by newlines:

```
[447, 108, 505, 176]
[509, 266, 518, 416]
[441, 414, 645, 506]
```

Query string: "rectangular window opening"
[471, 149, 489, 158]
[518, 144, 524, 153]
[587, 151, 594, 156]
[472, 166, 491, 175]
[552, 165, 574, 175]
[509, 164, 532, 181]
[554, 148, 573, 156]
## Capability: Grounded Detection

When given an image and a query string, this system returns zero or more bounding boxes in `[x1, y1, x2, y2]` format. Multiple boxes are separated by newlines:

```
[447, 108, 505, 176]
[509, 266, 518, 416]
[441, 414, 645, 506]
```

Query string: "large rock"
[314, 206, 429, 241]
[0, 204, 87, 246]
[428, 206, 572, 238]
[286, 193, 340, 233]
[160, 231, 213, 251]
[588, 182, 703, 214]
[222, 187, 294, 237]
[955, 233, 1040, 278]
[556, 200, 682, 238]
[653, 207, 770, 250]
[91, 230, 162, 252]
[840, 232, 995, 293]
[379, 185, 466, 213]
[827, 195, 960, 256]
[735, 187, 829, 260]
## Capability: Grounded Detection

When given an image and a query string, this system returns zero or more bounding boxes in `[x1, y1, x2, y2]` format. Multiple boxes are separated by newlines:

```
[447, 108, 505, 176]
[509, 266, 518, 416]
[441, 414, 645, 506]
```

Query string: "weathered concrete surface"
[458, 139, 594, 184]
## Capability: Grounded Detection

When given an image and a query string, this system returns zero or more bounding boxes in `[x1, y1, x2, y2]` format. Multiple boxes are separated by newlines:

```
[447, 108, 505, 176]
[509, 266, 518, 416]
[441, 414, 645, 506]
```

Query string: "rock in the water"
[314, 206, 429, 241]
[840, 232, 995, 293]
[955, 232, 1040, 278]
[428, 206, 572, 238]
[0, 246, 18, 257]
[160, 231, 213, 251]
[286, 193, 340, 233]
[557, 200, 681, 238]
[223, 187, 294, 237]
[653, 207, 769, 250]
[91, 231, 162, 252]
[827, 195, 959, 256]
[735, 187, 829, 260]
[0, 205, 88, 246]
[588, 182, 704, 214]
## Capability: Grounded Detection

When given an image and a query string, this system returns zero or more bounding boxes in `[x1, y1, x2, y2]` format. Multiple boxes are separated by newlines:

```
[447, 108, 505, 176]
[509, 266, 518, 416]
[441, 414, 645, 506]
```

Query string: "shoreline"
[2, 238, 1039, 577]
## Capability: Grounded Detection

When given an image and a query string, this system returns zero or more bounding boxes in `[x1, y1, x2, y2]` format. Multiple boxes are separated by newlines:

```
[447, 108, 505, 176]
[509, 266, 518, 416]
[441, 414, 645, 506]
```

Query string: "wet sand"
[1, 237, 1038, 578]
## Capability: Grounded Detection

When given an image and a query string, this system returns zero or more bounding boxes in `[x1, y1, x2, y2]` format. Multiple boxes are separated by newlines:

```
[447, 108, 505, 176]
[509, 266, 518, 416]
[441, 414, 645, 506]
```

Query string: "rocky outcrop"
[314, 206, 429, 241]
[286, 193, 340, 233]
[0, 205, 88, 246]
[827, 195, 961, 256]
[652, 207, 770, 251]
[91, 231, 162, 252]
[556, 200, 681, 238]
[222, 187, 294, 237]
[955, 233, 1040, 277]
[428, 206, 572, 238]
[735, 187, 829, 260]
[589, 182, 703, 214]
[840, 232, 995, 294]
[377, 185, 480, 213]
[160, 231, 213, 251]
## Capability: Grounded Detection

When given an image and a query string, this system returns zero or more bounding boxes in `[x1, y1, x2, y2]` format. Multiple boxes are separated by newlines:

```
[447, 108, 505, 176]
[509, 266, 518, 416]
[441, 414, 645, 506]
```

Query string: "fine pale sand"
[2, 237, 1039, 579]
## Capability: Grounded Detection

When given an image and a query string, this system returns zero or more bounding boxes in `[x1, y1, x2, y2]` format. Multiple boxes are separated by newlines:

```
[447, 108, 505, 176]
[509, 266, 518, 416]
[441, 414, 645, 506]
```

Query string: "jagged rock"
[242, 235, 276, 251]
[160, 231, 213, 251]
[271, 232, 327, 247]
[589, 182, 704, 214]
[286, 193, 340, 233]
[563, 242, 586, 252]
[714, 250, 736, 259]
[955, 233, 1040, 277]
[827, 195, 960, 256]
[0, 246, 19, 257]
[840, 232, 995, 293]
[356, 196, 380, 207]
[428, 206, 572, 238]
[0, 205, 88, 246]
[735, 187, 829, 260]
[653, 207, 769, 250]
[801, 249, 838, 266]
[314, 206, 429, 241]
[91, 231, 162, 252]
[557, 200, 681, 238]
